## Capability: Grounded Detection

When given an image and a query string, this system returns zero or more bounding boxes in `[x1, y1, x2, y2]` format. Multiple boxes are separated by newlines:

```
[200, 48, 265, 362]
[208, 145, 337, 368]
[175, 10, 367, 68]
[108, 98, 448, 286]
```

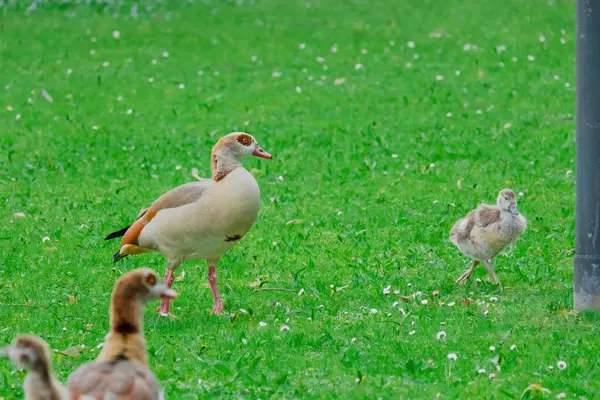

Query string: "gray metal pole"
[575, 0, 600, 311]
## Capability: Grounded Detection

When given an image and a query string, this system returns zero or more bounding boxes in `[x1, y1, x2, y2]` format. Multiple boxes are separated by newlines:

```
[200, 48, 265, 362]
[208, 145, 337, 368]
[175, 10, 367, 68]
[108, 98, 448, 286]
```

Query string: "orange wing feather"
[120, 207, 157, 246]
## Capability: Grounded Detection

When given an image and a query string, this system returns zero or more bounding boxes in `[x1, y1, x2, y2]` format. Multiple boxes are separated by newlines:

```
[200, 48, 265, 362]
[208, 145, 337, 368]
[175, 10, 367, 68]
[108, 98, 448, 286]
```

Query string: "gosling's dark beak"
[508, 203, 519, 216]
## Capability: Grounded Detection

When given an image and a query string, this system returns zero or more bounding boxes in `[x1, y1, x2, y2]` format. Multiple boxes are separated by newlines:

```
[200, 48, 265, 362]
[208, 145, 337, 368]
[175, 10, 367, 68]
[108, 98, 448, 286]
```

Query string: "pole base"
[574, 256, 600, 311]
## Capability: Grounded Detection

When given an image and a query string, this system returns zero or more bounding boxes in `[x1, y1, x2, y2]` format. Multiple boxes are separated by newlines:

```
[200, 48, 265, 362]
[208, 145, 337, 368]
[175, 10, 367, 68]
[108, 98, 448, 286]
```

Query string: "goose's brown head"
[213, 132, 272, 160]
[113, 268, 178, 303]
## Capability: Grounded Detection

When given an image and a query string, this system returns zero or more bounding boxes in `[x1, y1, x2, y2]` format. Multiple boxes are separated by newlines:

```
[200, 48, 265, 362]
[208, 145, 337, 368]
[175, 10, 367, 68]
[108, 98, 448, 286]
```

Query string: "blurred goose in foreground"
[0, 335, 67, 400]
[450, 188, 527, 285]
[105, 132, 272, 316]
[67, 268, 176, 399]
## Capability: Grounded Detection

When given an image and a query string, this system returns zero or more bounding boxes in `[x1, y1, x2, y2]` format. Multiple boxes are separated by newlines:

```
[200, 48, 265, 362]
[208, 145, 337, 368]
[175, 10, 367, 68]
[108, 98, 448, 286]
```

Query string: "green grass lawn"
[0, 0, 590, 398]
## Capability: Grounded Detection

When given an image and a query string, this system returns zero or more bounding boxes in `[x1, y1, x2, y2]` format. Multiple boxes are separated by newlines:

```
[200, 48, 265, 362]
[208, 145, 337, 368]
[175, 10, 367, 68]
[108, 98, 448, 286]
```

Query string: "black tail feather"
[105, 226, 131, 241]
[113, 250, 127, 263]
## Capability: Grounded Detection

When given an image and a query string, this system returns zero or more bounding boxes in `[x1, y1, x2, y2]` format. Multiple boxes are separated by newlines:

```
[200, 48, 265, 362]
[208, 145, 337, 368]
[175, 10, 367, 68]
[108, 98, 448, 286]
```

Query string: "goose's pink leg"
[208, 263, 222, 314]
[157, 259, 181, 317]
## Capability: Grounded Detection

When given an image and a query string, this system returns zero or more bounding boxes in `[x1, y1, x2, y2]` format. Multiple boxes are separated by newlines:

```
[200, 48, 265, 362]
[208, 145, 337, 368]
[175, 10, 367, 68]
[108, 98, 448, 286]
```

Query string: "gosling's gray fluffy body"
[450, 189, 527, 285]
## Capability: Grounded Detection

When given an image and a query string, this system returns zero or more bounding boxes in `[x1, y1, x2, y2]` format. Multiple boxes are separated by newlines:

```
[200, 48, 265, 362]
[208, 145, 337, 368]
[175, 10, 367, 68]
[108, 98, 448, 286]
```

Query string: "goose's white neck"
[212, 149, 242, 182]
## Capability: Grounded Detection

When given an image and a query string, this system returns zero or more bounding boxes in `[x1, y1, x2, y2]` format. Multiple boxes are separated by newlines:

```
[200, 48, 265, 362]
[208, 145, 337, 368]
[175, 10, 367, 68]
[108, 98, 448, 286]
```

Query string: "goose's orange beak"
[253, 145, 272, 160]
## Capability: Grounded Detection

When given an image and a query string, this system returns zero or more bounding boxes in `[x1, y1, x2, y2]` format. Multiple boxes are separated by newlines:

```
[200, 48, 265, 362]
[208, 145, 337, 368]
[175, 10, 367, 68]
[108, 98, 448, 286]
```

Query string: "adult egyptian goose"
[67, 268, 177, 399]
[105, 132, 272, 316]
[450, 189, 527, 285]
[0, 335, 67, 400]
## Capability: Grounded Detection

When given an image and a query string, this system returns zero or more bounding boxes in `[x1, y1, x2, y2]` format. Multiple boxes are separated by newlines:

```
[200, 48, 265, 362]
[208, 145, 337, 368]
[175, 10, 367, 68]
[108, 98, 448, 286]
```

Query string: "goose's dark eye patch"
[146, 274, 157, 286]
[237, 134, 253, 146]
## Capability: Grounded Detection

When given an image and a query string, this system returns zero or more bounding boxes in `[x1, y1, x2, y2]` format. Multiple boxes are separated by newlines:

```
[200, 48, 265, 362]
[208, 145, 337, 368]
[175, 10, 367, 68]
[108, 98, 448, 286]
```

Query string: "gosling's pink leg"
[483, 260, 501, 286]
[456, 260, 480, 285]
